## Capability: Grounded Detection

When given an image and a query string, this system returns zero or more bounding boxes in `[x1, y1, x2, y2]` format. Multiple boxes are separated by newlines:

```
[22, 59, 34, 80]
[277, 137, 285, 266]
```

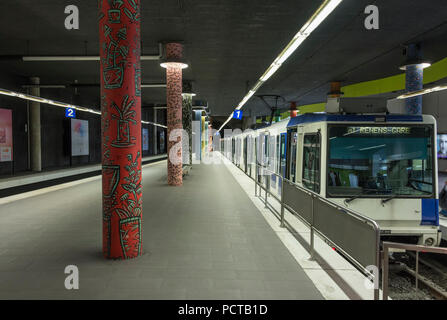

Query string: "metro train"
[221, 112, 442, 247]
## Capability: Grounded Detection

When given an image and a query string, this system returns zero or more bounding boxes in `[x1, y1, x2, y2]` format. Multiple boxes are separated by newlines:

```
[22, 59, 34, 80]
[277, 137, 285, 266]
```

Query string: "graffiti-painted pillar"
[182, 94, 193, 165]
[162, 43, 186, 186]
[405, 65, 424, 115]
[402, 44, 429, 115]
[99, 0, 142, 259]
[193, 110, 203, 162]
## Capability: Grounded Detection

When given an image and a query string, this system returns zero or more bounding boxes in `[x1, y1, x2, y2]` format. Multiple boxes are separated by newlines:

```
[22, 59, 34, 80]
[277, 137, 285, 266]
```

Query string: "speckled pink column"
[165, 43, 183, 186]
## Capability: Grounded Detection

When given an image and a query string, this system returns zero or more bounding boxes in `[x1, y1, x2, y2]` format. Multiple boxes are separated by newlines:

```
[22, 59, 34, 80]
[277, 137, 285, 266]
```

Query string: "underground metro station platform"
[1, 0, 447, 313]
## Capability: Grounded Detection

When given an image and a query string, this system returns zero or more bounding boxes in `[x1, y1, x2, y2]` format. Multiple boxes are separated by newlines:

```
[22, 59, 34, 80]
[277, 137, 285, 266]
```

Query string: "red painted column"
[329, 81, 342, 98]
[163, 43, 185, 186]
[99, 0, 142, 259]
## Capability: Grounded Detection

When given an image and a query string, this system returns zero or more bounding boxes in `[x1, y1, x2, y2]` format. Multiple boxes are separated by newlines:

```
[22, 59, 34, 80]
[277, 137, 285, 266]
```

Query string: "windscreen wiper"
[381, 195, 398, 206]
[344, 195, 361, 205]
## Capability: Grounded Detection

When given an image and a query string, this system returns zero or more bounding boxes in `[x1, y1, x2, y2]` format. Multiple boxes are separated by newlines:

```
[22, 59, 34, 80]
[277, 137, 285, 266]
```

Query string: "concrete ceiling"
[0, 0, 447, 126]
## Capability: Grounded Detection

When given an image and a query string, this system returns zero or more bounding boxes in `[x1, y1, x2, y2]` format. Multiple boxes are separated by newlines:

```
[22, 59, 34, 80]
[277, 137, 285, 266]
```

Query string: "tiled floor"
[0, 160, 323, 300]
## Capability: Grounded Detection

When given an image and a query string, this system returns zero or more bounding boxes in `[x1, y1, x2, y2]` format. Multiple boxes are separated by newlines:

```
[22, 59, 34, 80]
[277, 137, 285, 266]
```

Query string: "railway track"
[388, 250, 447, 300]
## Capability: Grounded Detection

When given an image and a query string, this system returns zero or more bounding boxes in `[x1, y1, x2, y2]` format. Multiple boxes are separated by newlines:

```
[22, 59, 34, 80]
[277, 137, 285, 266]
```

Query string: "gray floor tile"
[0, 162, 323, 300]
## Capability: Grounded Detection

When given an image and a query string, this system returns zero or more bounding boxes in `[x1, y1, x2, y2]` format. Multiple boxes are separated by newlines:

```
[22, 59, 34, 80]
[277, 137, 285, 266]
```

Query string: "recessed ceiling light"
[160, 62, 189, 69]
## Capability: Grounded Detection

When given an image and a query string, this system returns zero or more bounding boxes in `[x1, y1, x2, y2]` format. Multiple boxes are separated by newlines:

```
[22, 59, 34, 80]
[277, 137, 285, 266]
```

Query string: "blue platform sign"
[233, 110, 243, 120]
[65, 108, 76, 118]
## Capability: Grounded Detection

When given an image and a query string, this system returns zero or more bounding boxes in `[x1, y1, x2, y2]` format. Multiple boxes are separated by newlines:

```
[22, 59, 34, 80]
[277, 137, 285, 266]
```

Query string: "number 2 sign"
[65, 108, 76, 118]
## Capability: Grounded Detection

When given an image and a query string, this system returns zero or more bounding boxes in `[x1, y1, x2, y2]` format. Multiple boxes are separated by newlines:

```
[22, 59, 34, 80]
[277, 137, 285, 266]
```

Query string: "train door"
[280, 133, 287, 176]
[247, 135, 253, 177]
[286, 128, 298, 182]
[276, 135, 281, 174]
[262, 133, 269, 168]
[270, 135, 278, 189]
[238, 137, 242, 168]
[264, 134, 269, 187]
[302, 133, 321, 193]
[232, 137, 235, 163]
[278, 132, 287, 192]
[235, 138, 239, 167]
[244, 136, 248, 174]
[255, 136, 261, 183]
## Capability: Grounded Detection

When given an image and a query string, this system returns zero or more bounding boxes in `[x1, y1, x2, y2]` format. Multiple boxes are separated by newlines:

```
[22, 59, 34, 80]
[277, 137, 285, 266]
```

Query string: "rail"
[252, 164, 381, 300]
[382, 242, 447, 300]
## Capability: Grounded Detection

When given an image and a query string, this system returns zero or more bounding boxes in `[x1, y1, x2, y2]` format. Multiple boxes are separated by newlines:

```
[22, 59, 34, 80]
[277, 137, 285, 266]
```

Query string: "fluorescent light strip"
[0, 88, 166, 126]
[0, 88, 101, 115]
[396, 85, 447, 99]
[141, 84, 166, 88]
[217, 0, 343, 133]
[23, 55, 161, 62]
[141, 120, 167, 129]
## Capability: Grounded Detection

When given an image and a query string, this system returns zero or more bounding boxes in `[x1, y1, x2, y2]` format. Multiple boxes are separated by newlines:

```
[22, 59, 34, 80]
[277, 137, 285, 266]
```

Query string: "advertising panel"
[438, 134, 447, 159]
[0, 108, 13, 162]
[142, 128, 149, 151]
[71, 119, 89, 156]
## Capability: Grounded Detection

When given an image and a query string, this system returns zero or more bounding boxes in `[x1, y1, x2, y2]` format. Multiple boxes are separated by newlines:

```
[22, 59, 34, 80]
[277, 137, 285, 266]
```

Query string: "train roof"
[286, 113, 425, 128]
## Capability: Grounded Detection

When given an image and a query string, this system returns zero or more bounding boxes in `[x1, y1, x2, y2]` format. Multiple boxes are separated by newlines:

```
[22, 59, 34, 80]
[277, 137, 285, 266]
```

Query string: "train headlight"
[424, 238, 435, 246]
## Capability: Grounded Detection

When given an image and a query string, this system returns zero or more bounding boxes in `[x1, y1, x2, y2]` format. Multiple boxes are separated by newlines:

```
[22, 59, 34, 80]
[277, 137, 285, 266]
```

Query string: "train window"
[287, 129, 298, 182]
[327, 125, 434, 198]
[257, 133, 268, 167]
[302, 133, 321, 193]
[264, 134, 269, 167]
[276, 135, 281, 174]
[244, 136, 248, 172]
[268, 135, 276, 173]
[280, 133, 287, 177]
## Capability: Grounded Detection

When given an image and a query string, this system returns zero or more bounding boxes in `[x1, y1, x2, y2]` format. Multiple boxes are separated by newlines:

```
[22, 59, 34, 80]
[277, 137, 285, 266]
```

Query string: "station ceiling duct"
[326, 97, 388, 114]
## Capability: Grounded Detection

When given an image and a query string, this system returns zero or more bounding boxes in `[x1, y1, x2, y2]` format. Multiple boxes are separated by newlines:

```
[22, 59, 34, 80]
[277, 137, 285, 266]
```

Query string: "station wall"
[0, 79, 167, 176]
[0, 75, 28, 176]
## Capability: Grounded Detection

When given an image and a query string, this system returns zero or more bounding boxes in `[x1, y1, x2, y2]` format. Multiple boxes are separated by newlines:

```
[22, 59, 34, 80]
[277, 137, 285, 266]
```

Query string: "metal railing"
[382, 242, 447, 300]
[253, 164, 381, 300]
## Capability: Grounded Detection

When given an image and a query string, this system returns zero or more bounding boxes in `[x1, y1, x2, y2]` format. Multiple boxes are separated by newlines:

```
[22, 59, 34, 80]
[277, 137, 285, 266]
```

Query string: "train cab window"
[327, 125, 434, 198]
[302, 133, 321, 193]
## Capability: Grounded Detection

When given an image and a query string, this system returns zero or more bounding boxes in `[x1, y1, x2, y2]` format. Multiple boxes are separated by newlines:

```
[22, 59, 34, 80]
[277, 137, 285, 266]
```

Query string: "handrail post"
[382, 243, 389, 300]
[415, 251, 419, 291]
[255, 165, 258, 197]
[280, 176, 285, 228]
[310, 195, 315, 260]
[374, 228, 380, 300]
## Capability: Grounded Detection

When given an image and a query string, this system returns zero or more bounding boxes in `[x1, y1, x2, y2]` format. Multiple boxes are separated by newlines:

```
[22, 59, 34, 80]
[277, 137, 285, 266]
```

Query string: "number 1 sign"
[233, 110, 243, 120]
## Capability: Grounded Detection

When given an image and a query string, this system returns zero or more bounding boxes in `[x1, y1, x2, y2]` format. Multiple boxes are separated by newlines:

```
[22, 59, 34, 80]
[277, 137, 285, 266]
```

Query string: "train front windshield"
[327, 125, 434, 198]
